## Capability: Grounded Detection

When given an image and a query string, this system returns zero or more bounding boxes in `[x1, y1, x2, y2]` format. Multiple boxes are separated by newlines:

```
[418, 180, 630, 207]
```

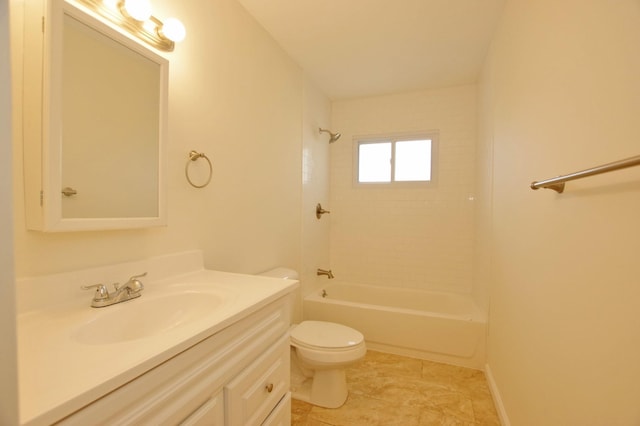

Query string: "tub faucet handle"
[316, 203, 331, 219]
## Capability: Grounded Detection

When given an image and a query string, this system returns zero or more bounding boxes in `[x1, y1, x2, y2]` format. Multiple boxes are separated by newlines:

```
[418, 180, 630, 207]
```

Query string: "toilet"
[259, 267, 366, 408]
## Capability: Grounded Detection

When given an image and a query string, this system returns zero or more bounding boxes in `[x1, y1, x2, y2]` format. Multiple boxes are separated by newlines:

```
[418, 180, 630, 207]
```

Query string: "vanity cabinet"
[55, 297, 291, 425]
[224, 335, 290, 425]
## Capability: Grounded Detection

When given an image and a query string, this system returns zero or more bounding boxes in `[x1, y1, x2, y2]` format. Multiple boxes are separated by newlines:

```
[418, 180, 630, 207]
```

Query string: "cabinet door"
[180, 393, 224, 426]
[225, 335, 290, 426]
[262, 392, 291, 426]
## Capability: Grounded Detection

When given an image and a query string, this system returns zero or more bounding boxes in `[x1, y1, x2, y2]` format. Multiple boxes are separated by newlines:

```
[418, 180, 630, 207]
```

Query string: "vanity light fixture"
[158, 17, 186, 42]
[121, 0, 152, 21]
[75, 0, 186, 51]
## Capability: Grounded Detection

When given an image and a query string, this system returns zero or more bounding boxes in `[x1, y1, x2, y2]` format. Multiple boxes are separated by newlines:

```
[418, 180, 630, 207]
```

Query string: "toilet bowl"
[258, 268, 367, 408]
[290, 320, 366, 408]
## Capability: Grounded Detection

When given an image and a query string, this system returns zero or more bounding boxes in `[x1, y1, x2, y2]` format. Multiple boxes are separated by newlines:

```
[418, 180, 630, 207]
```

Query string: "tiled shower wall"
[329, 85, 477, 294]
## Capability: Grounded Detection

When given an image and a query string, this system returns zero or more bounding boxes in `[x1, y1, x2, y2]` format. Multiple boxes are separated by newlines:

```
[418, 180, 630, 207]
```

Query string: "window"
[356, 134, 436, 184]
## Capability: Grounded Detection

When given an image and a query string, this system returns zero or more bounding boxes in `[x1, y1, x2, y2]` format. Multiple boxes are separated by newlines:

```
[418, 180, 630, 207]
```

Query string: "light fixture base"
[76, 0, 176, 52]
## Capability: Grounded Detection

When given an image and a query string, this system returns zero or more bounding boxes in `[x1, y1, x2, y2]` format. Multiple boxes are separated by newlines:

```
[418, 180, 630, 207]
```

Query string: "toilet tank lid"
[258, 267, 299, 280]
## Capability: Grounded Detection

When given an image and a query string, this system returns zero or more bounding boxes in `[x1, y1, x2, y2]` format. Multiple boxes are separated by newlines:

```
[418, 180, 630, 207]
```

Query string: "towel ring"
[185, 150, 212, 188]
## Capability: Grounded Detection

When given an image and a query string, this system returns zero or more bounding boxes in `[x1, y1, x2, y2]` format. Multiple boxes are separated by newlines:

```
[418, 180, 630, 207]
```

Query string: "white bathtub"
[303, 282, 486, 369]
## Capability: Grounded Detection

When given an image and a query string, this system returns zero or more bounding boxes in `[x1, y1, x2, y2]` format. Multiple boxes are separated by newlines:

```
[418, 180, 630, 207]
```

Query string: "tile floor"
[291, 350, 500, 426]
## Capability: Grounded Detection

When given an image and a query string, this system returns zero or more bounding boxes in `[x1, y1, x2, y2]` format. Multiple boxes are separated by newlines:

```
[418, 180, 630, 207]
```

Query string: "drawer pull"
[265, 383, 274, 393]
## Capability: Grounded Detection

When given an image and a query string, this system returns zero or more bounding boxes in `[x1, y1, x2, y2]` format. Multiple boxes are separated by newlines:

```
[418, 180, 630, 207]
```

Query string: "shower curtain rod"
[530, 154, 640, 193]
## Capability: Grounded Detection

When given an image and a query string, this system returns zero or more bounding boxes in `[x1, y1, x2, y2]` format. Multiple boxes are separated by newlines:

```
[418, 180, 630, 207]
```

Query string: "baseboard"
[484, 363, 511, 426]
[365, 341, 485, 370]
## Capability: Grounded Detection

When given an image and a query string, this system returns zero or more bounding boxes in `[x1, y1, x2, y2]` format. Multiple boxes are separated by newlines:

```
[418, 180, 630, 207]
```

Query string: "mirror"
[23, 0, 168, 231]
[61, 14, 161, 219]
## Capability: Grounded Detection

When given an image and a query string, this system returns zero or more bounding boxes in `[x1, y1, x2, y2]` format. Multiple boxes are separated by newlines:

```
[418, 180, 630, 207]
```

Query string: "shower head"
[319, 127, 341, 143]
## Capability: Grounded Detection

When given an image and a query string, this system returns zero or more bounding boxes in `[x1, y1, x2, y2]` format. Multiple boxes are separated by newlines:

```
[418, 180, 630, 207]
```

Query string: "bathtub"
[303, 282, 486, 369]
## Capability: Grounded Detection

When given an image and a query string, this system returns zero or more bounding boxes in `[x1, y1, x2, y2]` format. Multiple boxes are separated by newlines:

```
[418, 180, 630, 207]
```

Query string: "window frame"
[353, 132, 438, 187]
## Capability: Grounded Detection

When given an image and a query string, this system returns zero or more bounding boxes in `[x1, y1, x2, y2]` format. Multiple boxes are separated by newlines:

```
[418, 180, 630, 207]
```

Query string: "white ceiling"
[236, 0, 506, 100]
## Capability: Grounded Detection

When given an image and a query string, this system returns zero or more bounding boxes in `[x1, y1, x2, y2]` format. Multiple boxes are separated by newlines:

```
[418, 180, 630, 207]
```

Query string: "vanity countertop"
[17, 252, 298, 426]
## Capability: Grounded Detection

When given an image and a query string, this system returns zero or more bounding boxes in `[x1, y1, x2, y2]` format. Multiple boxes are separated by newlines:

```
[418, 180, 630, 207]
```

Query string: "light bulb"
[160, 18, 186, 42]
[123, 0, 152, 21]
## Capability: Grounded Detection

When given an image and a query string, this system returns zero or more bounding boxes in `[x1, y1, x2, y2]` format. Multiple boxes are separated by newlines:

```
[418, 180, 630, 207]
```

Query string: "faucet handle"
[81, 283, 109, 301]
[126, 272, 147, 292]
[114, 272, 147, 291]
[316, 203, 331, 219]
[128, 272, 148, 282]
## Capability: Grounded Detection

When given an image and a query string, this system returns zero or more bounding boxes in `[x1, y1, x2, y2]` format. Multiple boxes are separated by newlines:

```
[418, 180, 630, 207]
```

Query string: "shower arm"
[319, 127, 341, 143]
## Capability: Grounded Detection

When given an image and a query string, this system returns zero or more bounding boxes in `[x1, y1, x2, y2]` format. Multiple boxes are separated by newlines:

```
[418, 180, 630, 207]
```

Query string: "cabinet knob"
[265, 383, 274, 393]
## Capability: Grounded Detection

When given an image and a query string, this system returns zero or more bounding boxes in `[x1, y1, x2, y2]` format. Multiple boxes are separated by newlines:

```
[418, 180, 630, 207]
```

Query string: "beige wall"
[13, 0, 311, 280]
[330, 86, 477, 294]
[10, 0, 329, 420]
[1, 0, 18, 422]
[479, 0, 640, 424]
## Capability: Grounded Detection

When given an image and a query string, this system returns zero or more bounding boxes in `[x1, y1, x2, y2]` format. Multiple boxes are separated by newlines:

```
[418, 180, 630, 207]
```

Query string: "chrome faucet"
[317, 268, 334, 279]
[82, 272, 147, 308]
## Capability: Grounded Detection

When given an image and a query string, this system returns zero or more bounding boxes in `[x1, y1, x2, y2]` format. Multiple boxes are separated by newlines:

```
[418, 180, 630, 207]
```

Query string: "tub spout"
[317, 269, 334, 279]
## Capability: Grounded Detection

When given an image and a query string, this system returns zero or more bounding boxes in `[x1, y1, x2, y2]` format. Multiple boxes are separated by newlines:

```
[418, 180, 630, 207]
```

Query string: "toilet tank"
[258, 267, 299, 280]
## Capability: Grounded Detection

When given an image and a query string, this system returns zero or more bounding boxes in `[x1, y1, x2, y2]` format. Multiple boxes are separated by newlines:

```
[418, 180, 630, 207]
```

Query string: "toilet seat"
[290, 321, 364, 350]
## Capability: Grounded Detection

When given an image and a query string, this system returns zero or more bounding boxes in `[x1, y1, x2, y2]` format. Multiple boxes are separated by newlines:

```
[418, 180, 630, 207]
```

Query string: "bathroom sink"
[73, 291, 225, 345]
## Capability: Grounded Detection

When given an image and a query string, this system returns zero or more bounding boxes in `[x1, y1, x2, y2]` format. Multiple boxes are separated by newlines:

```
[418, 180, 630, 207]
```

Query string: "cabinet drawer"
[225, 335, 290, 426]
[262, 392, 291, 426]
[179, 392, 224, 426]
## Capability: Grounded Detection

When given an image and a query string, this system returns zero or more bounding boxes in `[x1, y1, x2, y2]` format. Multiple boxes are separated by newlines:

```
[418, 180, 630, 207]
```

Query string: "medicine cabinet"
[23, 0, 168, 231]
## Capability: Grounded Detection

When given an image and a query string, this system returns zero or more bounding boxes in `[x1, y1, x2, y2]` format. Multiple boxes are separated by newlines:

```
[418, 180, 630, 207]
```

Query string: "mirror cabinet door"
[23, 0, 168, 231]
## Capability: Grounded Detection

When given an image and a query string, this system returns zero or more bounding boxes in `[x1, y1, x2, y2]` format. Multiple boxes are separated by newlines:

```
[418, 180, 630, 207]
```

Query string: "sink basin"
[73, 291, 225, 345]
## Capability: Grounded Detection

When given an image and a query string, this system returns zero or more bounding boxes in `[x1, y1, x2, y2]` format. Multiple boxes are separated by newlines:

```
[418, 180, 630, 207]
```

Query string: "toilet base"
[288, 321, 366, 409]
[290, 369, 348, 409]
[290, 372, 312, 404]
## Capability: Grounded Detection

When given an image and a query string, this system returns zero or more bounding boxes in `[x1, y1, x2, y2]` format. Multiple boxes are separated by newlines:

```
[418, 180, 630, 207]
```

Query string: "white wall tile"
[330, 85, 477, 293]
